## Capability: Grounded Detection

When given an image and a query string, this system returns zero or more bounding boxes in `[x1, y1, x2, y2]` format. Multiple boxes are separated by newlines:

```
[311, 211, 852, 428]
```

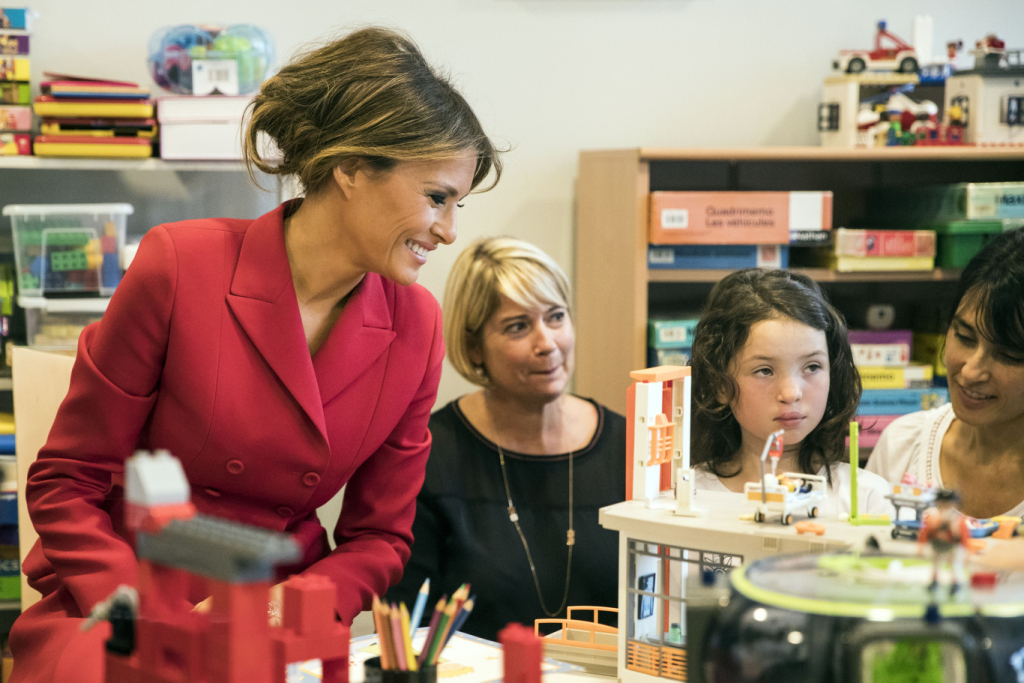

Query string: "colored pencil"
[428, 599, 460, 665]
[371, 596, 393, 670]
[410, 578, 430, 633]
[441, 596, 475, 651]
[390, 603, 407, 670]
[416, 596, 447, 667]
[400, 603, 418, 671]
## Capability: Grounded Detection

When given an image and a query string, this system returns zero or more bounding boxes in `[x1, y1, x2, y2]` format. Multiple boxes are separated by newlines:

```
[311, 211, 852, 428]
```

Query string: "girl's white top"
[695, 462, 895, 517]
[865, 403, 1024, 518]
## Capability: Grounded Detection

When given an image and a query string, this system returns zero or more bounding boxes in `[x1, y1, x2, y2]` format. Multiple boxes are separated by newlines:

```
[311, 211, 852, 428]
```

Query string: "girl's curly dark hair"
[690, 269, 861, 483]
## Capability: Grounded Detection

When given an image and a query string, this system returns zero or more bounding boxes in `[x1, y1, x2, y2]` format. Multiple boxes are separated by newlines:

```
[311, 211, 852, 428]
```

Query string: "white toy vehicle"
[743, 430, 827, 525]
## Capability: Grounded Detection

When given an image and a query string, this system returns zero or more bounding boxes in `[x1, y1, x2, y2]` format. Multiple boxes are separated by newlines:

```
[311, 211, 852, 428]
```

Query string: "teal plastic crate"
[921, 220, 1005, 269]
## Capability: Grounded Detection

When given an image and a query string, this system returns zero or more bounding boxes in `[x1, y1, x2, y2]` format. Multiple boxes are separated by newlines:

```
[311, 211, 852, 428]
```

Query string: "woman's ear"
[332, 159, 361, 200]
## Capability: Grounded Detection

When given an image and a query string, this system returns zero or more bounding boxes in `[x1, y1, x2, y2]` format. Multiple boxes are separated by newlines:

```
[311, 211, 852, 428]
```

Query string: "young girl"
[690, 268, 892, 515]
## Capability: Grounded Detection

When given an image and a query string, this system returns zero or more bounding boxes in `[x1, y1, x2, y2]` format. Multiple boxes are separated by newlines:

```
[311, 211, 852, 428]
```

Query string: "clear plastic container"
[24, 307, 103, 349]
[2, 203, 133, 297]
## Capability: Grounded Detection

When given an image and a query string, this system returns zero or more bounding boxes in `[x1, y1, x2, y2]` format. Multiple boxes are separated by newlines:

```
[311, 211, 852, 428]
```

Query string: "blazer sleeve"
[25, 225, 177, 617]
[306, 299, 444, 623]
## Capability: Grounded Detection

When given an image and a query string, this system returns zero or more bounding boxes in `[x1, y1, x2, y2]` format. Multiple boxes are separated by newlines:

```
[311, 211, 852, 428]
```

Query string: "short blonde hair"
[444, 237, 571, 387]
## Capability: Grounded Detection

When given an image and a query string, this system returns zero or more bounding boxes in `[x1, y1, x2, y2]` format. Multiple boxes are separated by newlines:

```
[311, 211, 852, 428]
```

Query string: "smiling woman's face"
[473, 295, 574, 404]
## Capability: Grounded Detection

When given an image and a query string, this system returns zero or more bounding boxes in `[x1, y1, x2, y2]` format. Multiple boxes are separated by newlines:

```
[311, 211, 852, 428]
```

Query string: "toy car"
[746, 472, 827, 526]
[887, 481, 936, 540]
[834, 21, 919, 74]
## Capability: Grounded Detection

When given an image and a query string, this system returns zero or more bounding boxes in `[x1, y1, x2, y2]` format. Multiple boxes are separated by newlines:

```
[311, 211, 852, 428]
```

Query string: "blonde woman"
[12, 27, 500, 683]
[387, 237, 625, 640]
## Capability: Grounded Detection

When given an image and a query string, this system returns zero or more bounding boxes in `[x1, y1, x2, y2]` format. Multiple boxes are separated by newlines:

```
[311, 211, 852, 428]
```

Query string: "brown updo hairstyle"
[243, 26, 502, 194]
[690, 269, 861, 482]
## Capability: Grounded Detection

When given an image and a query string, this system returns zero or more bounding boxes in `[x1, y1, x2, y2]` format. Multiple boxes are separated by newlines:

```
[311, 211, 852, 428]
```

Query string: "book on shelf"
[0, 55, 27, 81]
[648, 244, 788, 269]
[0, 103, 29, 130]
[849, 330, 912, 367]
[870, 182, 1024, 222]
[0, 30, 28, 55]
[846, 414, 900, 448]
[833, 228, 936, 258]
[0, 131, 28, 155]
[825, 254, 934, 272]
[858, 362, 934, 389]
[857, 387, 948, 416]
[0, 8, 36, 31]
[42, 80, 151, 99]
[913, 332, 946, 377]
[648, 317, 700, 349]
[0, 81, 28, 104]
[33, 135, 153, 158]
[649, 191, 832, 245]
[33, 96, 154, 119]
[40, 118, 158, 138]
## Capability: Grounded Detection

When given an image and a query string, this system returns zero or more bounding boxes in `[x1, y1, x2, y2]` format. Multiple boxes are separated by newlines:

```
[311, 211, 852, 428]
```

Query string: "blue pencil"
[440, 596, 475, 651]
[410, 578, 430, 633]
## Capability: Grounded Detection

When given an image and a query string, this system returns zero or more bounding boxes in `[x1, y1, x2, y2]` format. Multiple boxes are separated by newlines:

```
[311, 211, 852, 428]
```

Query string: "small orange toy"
[795, 521, 825, 536]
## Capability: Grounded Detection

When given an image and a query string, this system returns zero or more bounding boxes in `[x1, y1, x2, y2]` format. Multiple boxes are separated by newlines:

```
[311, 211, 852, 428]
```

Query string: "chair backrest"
[13, 347, 76, 611]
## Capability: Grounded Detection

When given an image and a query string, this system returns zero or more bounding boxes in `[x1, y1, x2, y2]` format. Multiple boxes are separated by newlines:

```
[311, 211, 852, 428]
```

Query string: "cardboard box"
[649, 191, 832, 245]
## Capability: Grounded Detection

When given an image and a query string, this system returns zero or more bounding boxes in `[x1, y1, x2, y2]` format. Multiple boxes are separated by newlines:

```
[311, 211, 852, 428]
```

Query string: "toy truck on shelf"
[743, 430, 826, 525]
[833, 21, 919, 74]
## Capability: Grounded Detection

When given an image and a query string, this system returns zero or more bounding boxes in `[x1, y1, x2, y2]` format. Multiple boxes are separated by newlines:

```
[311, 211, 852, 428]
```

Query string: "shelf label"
[661, 208, 689, 229]
[192, 59, 240, 96]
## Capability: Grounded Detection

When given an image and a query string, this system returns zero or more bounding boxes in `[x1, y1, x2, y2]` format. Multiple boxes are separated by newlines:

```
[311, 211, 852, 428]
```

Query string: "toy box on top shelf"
[944, 36, 1024, 145]
[2, 203, 131, 297]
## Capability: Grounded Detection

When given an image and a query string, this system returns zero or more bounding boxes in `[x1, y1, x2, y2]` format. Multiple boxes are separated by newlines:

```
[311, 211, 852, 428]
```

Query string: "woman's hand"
[191, 582, 287, 626]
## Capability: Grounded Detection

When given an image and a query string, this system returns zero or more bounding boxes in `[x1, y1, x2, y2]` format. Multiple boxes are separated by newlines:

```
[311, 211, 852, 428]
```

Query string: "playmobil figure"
[918, 489, 972, 594]
[690, 268, 893, 517]
[868, 229, 1024, 521]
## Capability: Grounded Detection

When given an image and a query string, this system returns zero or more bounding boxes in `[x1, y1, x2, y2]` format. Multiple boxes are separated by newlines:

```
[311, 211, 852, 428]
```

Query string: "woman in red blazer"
[10, 27, 501, 683]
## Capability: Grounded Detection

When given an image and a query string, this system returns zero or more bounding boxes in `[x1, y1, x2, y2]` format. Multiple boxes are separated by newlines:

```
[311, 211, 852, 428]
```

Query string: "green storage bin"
[921, 221, 1005, 269]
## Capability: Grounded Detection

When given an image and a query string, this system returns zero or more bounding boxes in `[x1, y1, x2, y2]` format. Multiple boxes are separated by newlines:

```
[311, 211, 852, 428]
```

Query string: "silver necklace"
[493, 421, 575, 619]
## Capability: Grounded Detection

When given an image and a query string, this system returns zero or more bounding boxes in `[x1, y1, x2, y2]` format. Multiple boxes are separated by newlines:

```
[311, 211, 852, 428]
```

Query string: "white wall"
[26, 1, 1024, 408]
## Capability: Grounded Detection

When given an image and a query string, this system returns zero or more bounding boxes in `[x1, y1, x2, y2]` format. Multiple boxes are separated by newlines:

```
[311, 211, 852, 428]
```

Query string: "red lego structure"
[90, 451, 350, 683]
[498, 623, 542, 683]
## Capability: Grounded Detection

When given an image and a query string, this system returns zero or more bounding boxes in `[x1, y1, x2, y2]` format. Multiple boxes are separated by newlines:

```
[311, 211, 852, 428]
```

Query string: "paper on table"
[285, 629, 583, 683]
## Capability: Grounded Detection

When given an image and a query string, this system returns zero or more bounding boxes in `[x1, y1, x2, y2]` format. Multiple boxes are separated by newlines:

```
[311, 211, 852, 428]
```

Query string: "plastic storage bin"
[922, 220, 1006, 269]
[24, 307, 103, 349]
[2, 203, 133, 297]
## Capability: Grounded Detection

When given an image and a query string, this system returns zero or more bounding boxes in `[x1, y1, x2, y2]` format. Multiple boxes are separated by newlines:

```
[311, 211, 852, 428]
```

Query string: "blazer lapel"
[313, 273, 397, 407]
[225, 203, 328, 442]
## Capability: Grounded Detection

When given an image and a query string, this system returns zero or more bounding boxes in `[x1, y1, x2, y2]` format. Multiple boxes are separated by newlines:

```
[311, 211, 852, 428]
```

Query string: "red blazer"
[22, 201, 444, 623]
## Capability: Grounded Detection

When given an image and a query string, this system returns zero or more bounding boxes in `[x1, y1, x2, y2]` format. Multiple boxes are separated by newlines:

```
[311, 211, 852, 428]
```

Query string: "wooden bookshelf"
[574, 147, 1024, 414]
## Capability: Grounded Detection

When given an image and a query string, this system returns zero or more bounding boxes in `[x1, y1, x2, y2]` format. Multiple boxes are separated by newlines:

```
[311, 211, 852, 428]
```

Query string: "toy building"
[818, 73, 921, 148]
[91, 450, 350, 683]
[944, 45, 1024, 145]
[600, 367, 899, 683]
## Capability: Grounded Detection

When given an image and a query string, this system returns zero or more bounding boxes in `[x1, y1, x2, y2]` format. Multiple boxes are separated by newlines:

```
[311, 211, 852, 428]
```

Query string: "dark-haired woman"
[868, 228, 1024, 519]
[10, 27, 501, 683]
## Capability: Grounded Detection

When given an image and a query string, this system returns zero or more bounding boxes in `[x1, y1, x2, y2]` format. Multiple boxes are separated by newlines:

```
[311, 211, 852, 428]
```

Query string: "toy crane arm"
[758, 430, 785, 504]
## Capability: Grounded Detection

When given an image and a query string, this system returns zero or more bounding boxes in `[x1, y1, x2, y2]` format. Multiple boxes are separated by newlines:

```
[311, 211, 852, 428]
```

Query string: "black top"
[386, 398, 626, 641]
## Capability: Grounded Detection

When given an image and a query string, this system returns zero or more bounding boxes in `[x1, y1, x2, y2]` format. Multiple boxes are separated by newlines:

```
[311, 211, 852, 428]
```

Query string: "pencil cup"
[364, 657, 437, 683]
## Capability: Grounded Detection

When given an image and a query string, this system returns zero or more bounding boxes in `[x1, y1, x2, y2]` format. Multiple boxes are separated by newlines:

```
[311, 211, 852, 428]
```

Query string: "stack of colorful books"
[33, 74, 155, 158]
[0, 6, 32, 155]
[813, 228, 936, 272]
[849, 329, 948, 455]
[646, 191, 833, 270]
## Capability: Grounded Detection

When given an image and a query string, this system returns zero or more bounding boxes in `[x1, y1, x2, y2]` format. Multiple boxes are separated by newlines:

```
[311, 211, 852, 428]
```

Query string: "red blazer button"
[226, 459, 245, 475]
[302, 472, 321, 487]
[277, 506, 293, 518]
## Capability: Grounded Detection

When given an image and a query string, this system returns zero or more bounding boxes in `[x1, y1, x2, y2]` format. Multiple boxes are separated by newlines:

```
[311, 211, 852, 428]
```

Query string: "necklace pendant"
[507, 505, 519, 523]
[567, 530, 575, 546]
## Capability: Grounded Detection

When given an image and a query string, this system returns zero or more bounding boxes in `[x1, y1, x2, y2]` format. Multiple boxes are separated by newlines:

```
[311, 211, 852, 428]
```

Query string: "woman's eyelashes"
[427, 192, 465, 208]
